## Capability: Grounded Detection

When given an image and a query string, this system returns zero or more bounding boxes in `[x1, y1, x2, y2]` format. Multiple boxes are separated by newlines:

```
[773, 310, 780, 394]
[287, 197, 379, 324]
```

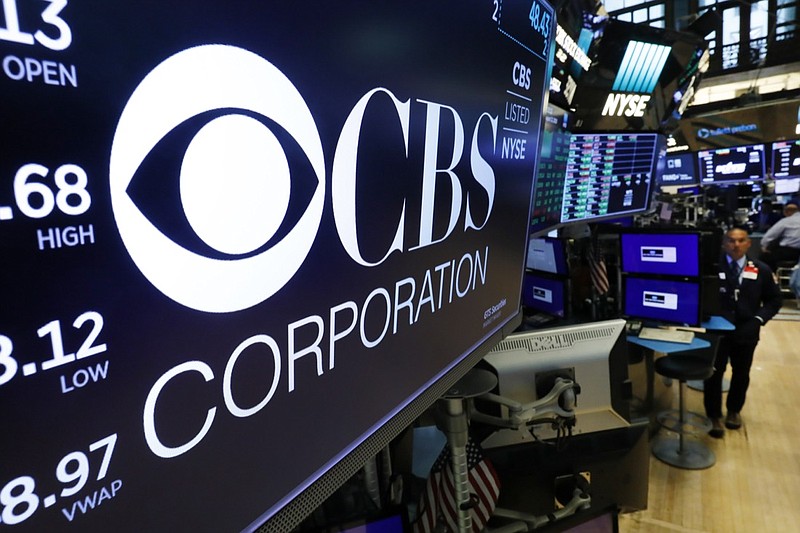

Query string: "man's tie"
[729, 260, 741, 286]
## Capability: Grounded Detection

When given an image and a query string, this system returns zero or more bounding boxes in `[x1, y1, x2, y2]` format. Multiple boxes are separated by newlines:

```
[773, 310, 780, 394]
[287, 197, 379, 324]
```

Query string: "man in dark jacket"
[705, 226, 783, 438]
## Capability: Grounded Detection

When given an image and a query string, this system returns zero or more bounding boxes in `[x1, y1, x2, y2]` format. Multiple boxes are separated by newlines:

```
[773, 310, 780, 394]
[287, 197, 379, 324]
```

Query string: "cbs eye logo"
[109, 45, 325, 313]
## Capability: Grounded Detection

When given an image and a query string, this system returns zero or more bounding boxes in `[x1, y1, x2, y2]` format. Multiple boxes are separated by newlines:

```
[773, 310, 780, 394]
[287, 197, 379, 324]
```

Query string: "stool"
[651, 333, 721, 470]
[776, 260, 798, 300]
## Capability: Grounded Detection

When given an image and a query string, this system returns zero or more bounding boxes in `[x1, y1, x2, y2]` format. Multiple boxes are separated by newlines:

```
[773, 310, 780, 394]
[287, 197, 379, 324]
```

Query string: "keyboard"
[638, 327, 695, 344]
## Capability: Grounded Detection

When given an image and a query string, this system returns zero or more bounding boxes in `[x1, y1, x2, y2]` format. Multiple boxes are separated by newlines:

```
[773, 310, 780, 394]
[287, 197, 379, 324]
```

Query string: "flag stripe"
[413, 437, 500, 532]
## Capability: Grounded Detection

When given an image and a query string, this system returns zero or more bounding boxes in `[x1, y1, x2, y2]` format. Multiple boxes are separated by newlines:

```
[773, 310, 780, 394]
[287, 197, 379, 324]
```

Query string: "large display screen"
[771, 139, 800, 179]
[531, 130, 664, 235]
[0, 2, 554, 531]
[561, 133, 663, 223]
[697, 143, 766, 184]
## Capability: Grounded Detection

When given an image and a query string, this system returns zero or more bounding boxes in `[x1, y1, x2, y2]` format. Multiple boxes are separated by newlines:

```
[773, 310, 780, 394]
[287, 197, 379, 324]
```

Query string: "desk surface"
[702, 316, 735, 331]
[627, 335, 711, 354]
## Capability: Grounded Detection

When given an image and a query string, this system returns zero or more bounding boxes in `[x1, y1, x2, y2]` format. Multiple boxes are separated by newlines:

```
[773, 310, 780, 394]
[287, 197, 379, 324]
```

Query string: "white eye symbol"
[110, 45, 326, 313]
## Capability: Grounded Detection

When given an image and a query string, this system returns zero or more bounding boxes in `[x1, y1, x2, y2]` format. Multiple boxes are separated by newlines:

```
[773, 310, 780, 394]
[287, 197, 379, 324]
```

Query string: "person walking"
[705, 226, 783, 438]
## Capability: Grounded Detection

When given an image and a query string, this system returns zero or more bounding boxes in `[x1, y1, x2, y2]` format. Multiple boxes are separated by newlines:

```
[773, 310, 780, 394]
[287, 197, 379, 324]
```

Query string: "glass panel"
[777, 6, 797, 24]
[604, 0, 624, 11]
[750, 1, 769, 40]
[633, 8, 647, 23]
[618, 12, 632, 21]
[650, 5, 665, 19]
[722, 7, 740, 45]
[651, 19, 665, 28]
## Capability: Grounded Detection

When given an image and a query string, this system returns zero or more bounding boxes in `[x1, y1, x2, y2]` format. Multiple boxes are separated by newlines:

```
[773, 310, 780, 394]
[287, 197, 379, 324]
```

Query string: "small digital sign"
[660, 152, 698, 186]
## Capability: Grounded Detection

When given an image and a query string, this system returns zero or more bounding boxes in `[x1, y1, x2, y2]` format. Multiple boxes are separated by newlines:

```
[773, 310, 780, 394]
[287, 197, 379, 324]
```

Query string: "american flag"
[413, 437, 501, 533]
[587, 244, 609, 296]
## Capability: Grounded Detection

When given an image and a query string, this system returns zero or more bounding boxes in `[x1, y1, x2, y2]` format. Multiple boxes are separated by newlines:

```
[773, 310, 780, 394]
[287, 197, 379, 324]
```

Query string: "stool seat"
[651, 333, 721, 470]
[654, 355, 715, 382]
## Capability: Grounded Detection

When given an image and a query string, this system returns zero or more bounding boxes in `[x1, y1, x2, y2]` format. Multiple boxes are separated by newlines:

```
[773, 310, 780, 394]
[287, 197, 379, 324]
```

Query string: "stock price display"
[561, 133, 658, 222]
[1, 1, 554, 531]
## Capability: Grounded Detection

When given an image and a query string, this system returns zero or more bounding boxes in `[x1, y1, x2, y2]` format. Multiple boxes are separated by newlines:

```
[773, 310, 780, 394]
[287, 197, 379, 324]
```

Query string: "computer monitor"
[526, 237, 569, 275]
[622, 276, 702, 326]
[698, 143, 766, 185]
[619, 230, 700, 277]
[771, 139, 800, 179]
[531, 130, 666, 236]
[0, 2, 555, 531]
[522, 272, 568, 317]
[659, 152, 698, 187]
[480, 319, 631, 447]
[561, 132, 664, 224]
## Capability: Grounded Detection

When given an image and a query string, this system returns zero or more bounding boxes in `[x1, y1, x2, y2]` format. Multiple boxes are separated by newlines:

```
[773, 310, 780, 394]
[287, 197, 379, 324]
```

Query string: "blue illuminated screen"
[620, 232, 700, 277]
[522, 273, 566, 317]
[339, 513, 407, 532]
[623, 276, 701, 325]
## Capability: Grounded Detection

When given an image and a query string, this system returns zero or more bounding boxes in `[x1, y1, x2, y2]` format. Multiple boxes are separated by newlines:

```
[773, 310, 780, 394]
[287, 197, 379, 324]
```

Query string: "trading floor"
[620, 302, 800, 532]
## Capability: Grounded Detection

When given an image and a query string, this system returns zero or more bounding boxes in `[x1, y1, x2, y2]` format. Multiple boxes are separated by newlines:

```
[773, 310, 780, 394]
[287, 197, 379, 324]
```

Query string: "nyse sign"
[601, 93, 652, 118]
[0, 2, 552, 531]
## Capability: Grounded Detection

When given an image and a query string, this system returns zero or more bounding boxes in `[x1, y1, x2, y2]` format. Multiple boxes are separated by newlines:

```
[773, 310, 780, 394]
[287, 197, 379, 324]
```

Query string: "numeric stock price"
[0, 434, 118, 526]
[0, 310, 107, 387]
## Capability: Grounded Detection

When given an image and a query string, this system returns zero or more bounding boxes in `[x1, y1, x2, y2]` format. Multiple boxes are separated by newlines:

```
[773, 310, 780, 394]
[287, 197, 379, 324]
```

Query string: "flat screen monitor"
[0, 2, 555, 531]
[620, 231, 700, 277]
[531, 131, 666, 235]
[526, 237, 569, 275]
[659, 152, 698, 186]
[522, 272, 567, 317]
[622, 276, 702, 326]
[771, 139, 800, 179]
[480, 319, 631, 446]
[775, 177, 800, 195]
[561, 132, 664, 223]
[697, 143, 766, 184]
